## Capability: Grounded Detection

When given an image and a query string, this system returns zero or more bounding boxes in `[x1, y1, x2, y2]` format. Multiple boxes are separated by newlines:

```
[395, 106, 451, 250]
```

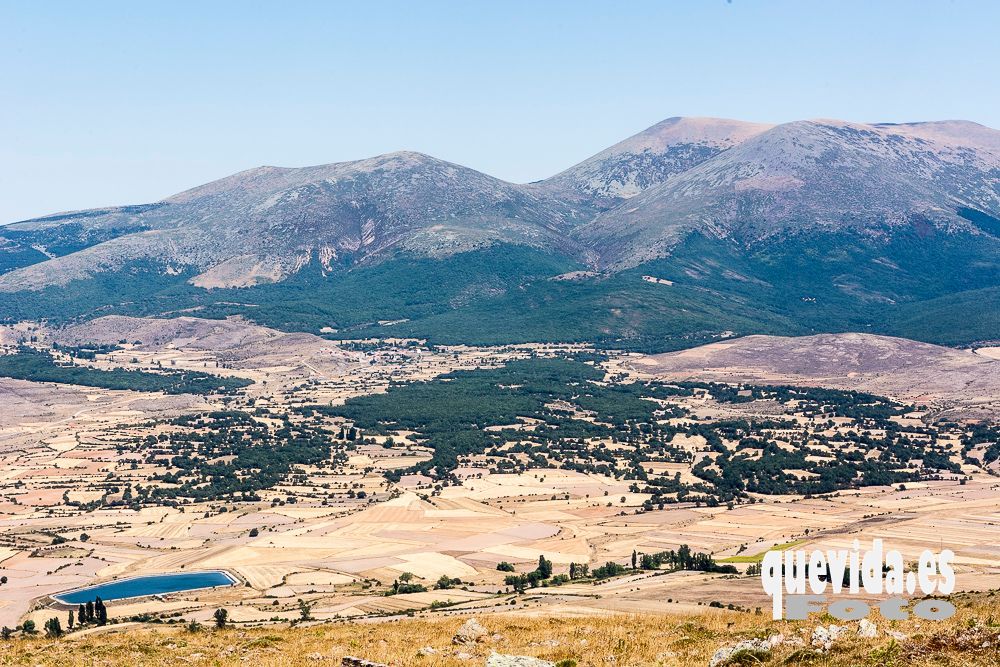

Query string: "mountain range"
[2, 116, 999, 350]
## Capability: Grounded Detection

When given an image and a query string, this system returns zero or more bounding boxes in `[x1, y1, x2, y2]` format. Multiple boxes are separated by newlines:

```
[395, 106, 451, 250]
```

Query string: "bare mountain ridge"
[574, 119, 1000, 268]
[0, 116, 998, 293]
[0, 151, 589, 290]
[533, 116, 774, 206]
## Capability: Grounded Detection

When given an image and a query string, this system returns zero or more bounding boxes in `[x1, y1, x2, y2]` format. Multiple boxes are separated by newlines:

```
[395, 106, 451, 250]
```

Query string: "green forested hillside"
[1, 230, 998, 351]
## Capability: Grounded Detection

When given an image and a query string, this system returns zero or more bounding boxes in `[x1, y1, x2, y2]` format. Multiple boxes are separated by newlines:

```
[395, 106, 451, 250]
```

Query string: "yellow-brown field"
[3, 593, 1000, 666]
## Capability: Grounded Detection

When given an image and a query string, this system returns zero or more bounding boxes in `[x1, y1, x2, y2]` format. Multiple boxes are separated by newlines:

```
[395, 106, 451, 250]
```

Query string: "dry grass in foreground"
[2, 593, 1000, 666]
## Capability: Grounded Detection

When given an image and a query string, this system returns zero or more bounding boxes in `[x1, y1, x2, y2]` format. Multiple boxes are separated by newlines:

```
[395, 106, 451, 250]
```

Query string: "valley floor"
[2, 317, 1000, 653]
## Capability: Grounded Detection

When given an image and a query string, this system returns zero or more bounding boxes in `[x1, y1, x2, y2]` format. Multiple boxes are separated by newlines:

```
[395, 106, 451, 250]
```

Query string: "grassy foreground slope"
[4, 594, 999, 666]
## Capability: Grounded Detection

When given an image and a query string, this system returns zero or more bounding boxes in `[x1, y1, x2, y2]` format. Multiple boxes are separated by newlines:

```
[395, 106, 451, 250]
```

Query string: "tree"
[248, 527, 259, 537]
[496, 562, 515, 572]
[632, 550, 638, 570]
[297, 599, 313, 621]
[95, 597, 107, 626]
[536, 554, 552, 579]
[21, 620, 36, 635]
[44, 617, 63, 638]
[591, 561, 627, 580]
[398, 571, 414, 583]
[213, 608, 228, 629]
[85, 601, 95, 623]
[1, 627, 12, 640]
[68, 610, 74, 629]
[0, 576, 7, 585]
[504, 574, 529, 593]
[77, 604, 87, 624]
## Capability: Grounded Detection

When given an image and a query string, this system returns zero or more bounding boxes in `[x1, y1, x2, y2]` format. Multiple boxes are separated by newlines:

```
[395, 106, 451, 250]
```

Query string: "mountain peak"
[3, 114, 999, 300]
[166, 151, 454, 204]
[574, 115, 1000, 269]
[607, 116, 775, 153]
[875, 119, 1000, 153]
[537, 116, 773, 206]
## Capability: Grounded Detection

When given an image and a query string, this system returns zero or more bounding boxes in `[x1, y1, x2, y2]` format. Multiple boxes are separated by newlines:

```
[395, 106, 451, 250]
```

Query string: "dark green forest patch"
[0, 346, 252, 395]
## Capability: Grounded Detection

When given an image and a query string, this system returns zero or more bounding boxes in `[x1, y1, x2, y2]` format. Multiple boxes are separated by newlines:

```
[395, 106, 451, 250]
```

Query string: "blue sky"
[2, 0, 999, 224]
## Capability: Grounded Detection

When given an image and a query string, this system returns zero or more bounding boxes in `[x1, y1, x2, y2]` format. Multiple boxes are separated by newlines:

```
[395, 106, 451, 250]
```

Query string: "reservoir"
[54, 570, 237, 604]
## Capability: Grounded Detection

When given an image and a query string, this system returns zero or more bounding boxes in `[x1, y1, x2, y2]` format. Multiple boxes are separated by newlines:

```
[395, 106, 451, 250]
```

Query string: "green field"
[718, 539, 809, 564]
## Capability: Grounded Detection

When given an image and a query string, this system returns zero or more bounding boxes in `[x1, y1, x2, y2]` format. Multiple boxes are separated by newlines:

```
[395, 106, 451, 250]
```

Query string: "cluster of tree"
[503, 555, 556, 592]
[386, 572, 427, 595]
[590, 561, 628, 580]
[589, 546, 736, 580]
[51, 342, 121, 360]
[686, 382, 908, 421]
[962, 423, 1000, 465]
[298, 357, 956, 504]
[0, 346, 251, 395]
[44, 617, 63, 638]
[318, 358, 669, 480]
[690, 415, 961, 501]
[75, 598, 109, 627]
[635, 545, 737, 575]
[2, 621, 35, 638]
[337, 426, 360, 441]
[138, 411, 334, 502]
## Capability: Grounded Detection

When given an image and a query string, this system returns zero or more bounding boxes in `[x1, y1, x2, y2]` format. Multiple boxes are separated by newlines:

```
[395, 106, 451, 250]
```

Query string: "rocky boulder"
[485, 652, 556, 667]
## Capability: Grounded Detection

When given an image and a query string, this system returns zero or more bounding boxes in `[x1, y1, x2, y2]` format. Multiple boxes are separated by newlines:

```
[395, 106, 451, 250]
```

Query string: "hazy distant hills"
[1, 116, 999, 350]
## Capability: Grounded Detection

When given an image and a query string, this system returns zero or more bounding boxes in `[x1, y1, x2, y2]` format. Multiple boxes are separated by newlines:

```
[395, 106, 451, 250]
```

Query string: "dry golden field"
[3, 593, 1000, 666]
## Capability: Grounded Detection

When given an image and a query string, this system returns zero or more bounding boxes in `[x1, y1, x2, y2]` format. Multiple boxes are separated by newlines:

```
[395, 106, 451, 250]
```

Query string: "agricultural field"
[0, 317, 999, 652]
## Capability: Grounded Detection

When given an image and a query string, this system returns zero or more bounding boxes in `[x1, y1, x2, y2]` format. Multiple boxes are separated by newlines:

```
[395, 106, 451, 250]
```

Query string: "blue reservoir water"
[55, 571, 236, 604]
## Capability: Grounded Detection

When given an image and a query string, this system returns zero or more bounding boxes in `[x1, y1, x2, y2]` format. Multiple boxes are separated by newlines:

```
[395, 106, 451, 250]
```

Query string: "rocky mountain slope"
[0, 152, 586, 290]
[573, 119, 1000, 268]
[1, 116, 998, 349]
[533, 116, 773, 208]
